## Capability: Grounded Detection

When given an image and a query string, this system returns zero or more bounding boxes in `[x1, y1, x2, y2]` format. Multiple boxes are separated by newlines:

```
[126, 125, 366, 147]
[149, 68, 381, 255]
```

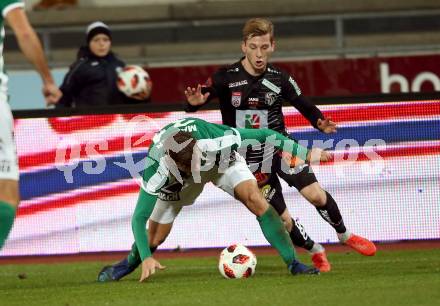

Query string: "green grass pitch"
[1, 248, 439, 306]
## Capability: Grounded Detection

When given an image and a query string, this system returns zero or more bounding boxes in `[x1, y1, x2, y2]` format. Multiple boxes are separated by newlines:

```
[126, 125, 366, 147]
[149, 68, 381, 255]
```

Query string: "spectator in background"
[53, 21, 151, 108]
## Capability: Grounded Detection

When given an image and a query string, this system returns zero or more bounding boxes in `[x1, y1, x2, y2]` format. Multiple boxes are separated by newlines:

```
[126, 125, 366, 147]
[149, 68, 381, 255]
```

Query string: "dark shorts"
[275, 159, 318, 192]
[254, 154, 318, 215]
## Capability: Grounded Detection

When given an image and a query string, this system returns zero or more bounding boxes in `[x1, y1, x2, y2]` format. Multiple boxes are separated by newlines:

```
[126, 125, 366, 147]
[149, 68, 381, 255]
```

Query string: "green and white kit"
[0, 0, 23, 180]
[132, 117, 309, 261]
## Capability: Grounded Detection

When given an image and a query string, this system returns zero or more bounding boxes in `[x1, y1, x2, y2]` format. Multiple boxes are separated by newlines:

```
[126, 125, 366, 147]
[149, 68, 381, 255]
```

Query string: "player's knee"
[308, 193, 326, 207]
[304, 189, 326, 207]
[246, 191, 268, 216]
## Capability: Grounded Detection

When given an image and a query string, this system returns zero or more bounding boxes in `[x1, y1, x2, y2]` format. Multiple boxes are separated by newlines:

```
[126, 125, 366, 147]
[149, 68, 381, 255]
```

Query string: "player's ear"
[241, 41, 246, 54]
[271, 40, 275, 52]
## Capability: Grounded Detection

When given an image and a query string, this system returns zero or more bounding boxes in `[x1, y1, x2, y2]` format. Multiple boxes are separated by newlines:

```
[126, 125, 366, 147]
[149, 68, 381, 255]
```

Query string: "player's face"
[241, 33, 274, 76]
[89, 34, 111, 57]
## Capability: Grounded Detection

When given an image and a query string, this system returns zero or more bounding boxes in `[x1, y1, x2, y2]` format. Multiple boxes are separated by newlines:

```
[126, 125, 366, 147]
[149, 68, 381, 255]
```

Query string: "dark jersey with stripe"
[186, 59, 324, 167]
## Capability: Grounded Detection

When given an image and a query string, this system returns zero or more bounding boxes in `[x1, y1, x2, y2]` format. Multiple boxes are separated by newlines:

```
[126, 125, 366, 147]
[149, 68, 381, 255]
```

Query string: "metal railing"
[5, 9, 440, 68]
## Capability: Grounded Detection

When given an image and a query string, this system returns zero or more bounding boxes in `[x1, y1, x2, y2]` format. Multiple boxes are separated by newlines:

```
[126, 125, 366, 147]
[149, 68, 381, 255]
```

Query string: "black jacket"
[57, 47, 148, 108]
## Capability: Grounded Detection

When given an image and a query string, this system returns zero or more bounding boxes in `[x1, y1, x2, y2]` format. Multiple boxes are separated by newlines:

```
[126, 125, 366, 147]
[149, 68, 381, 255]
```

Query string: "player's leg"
[214, 157, 319, 275]
[0, 180, 19, 249]
[261, 174, 331, 272]
[0, 101, 20, 250]
[278, 164, 376, 256]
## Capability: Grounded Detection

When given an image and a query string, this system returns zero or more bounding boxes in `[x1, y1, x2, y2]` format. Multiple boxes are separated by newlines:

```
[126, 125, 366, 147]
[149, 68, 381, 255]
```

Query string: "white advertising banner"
[2, 100, 439, 256]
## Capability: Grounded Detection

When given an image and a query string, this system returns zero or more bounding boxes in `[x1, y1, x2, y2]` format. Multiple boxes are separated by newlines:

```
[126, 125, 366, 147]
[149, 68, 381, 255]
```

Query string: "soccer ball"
[218, 244, 257, 279]
[117, 65, 152, 97]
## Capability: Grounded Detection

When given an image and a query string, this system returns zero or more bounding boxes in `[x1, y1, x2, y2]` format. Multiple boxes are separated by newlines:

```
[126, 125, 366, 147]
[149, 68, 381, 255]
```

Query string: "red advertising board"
[146, 54, 440, 104]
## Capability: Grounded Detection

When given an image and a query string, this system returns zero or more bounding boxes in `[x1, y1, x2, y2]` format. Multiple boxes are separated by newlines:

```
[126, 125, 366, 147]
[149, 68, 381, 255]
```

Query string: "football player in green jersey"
[98, 118, 331, 282]
[0, 0, 61, 250]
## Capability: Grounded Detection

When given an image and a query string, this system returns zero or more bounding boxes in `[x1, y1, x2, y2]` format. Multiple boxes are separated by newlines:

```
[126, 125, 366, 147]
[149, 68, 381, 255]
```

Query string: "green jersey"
[132, 118, 309, 261]
[0, 0, 24, 94]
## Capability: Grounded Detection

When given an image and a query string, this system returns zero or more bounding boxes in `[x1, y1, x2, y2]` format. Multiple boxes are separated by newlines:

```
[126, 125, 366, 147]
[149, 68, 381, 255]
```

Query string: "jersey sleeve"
[281, 73, 324, 130]
[131, 151, 168, 261]
[1, 0, 24, 17]
[280, 72, 302, 101]
[237, 128, 309, 162]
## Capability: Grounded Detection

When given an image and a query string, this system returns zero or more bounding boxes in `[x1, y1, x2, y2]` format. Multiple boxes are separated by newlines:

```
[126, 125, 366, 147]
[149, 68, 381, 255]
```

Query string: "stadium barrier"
[2, 95, 439, 256]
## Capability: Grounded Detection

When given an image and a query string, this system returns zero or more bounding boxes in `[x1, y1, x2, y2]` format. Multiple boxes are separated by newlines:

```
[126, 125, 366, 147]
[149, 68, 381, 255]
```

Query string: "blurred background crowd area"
[6, 0, 440, 108]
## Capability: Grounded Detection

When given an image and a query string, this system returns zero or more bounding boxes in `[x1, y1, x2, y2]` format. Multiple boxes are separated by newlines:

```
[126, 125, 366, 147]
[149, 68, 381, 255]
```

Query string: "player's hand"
[317, 117, 337, 134]
[43, 83, 62, 106]
[139, 257, 166, 282]
[306, 148, 333, 164]
[184, 84, 210, 106]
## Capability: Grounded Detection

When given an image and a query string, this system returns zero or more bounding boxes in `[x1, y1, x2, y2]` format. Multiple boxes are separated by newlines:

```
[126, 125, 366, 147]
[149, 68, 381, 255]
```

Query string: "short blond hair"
[242, 18, 274, 42]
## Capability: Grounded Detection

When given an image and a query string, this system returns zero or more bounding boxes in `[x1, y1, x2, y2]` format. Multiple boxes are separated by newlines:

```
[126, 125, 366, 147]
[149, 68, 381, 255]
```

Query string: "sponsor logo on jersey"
[265, 92, 277, 106]
[248, 97, 259, 106]
[244, 114, 261, 129]
[236, 110, 268, 128]
[158, 180, 183, 201]
[261, 78, 281, 94]
[228, 80, 248, 88]
[231, 92, 241, 107]
[289, 76, 302, 95]
[158, 192, 180, 201]
[245, 114, 260, 129]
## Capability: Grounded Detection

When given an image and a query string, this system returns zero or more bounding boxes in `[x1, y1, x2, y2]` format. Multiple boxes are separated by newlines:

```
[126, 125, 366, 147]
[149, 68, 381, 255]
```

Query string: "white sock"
[309, 243, 325, 254]
[337, 231, 352, 243]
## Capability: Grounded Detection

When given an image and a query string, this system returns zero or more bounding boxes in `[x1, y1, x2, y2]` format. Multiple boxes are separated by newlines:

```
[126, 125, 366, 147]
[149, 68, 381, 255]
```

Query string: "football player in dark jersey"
[185, 18, 376, 272]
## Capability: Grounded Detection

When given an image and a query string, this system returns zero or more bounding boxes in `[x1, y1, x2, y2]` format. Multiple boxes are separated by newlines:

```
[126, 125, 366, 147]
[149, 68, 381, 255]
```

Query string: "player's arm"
[131, 155, 167, 282]
[5, 6, 62, 105]
[237, 128, 331, 164]
[293, 96, 337, 134]
[131, 188, 156, 263]
[132, 188, 165, 282]
[281, 74, 336, 133]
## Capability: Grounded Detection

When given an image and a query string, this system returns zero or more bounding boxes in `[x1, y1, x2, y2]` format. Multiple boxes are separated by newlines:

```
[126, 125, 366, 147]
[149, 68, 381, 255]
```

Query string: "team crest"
[265, 92, 277, 106]
[231, 92, 241, 107]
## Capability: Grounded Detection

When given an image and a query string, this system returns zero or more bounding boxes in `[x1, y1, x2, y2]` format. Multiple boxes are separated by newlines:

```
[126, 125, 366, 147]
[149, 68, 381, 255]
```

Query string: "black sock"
[316, 191, 347, 233]
[289, 218, 315, 251]
[150, 245, 158, 254]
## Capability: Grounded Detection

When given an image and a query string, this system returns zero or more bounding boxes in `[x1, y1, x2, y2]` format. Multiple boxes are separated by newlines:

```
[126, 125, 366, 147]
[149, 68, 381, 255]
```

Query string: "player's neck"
[241, 58, 265, 77]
